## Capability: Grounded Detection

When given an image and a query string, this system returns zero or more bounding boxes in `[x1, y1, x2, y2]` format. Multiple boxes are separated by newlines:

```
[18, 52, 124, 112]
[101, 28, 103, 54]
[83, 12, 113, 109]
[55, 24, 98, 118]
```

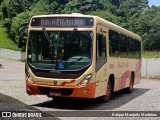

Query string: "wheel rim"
[129, 79, 133, 91]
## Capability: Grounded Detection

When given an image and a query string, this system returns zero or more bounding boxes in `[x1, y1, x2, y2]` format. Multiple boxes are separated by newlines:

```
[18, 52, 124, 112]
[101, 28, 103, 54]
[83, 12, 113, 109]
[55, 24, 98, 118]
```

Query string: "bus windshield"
[27, 30, 93, 71]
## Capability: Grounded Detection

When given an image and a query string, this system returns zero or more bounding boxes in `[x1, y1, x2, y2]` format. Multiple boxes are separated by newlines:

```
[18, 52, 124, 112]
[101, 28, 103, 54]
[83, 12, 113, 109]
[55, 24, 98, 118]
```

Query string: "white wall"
[141, 58, 160, 79]
[0, 48, 25, 61]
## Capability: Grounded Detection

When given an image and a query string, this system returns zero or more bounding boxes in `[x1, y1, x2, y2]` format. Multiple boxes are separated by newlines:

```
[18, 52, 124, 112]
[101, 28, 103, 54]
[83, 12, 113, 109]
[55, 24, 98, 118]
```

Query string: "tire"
[99, 80, 112, 103]
[126, 74, 134, 94]
[52, 97, 63, 102]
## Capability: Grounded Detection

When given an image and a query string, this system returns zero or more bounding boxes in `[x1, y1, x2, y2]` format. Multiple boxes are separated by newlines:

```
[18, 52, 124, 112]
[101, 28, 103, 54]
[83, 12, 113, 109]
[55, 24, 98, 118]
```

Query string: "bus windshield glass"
[27, 30, 93, 71]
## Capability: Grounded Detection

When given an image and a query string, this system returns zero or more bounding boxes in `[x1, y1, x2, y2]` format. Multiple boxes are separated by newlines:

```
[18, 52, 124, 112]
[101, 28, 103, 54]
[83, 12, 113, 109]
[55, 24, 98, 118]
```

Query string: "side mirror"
[18, 26, 28, 48]
[18, 36, 23, 48]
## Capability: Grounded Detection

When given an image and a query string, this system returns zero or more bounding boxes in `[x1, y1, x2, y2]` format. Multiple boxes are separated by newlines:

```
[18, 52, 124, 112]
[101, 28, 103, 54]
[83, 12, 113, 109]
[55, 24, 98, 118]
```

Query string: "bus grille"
[38, 87, 74, 96]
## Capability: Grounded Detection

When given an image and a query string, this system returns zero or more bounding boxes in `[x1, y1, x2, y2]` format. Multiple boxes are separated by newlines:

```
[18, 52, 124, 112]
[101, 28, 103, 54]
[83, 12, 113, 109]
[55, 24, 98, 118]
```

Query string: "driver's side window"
[96, 26, 107, 71]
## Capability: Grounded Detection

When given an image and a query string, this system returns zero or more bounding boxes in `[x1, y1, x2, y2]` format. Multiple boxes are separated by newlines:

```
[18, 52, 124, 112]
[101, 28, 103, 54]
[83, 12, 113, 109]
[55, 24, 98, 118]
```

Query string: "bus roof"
[31, 13, 141, 40]
[94, 16, 141, 40]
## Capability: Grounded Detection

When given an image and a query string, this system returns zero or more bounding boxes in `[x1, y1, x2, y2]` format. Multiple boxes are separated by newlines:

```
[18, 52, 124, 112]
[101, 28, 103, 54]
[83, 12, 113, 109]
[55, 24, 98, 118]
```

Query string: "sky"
[149, 0, 160, 6]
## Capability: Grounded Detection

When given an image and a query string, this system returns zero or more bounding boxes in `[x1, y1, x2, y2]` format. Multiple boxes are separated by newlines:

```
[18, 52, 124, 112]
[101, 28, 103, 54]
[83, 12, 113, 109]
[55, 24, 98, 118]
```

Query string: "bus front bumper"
[26, 81, 96, 98]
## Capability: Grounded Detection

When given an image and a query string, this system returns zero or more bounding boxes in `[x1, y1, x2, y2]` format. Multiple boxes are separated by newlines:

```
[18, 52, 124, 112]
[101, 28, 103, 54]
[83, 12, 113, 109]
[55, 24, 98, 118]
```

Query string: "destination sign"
[31, 17, 94, 27]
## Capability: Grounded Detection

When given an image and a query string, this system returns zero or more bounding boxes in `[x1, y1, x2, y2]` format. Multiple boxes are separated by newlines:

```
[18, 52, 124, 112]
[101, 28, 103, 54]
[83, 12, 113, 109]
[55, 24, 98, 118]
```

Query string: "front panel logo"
[53, 80, 57, 85]
[2, 112, 11, 117]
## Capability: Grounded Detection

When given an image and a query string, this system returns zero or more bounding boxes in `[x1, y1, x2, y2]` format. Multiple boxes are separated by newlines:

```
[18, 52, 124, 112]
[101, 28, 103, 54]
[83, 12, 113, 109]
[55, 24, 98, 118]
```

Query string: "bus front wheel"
[51, 97, 63, 102]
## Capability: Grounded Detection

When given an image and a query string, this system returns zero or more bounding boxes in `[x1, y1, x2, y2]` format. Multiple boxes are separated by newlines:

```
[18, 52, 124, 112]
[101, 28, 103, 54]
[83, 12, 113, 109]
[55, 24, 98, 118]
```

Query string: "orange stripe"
[26, 81, 96, 98]
[60, 79, 76, 86]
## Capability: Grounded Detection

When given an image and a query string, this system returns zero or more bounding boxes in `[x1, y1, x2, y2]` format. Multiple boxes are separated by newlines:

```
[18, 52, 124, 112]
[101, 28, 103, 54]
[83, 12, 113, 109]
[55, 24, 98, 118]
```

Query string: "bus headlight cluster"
[26, 72, 35, 84]
[78, 73, 92, 87]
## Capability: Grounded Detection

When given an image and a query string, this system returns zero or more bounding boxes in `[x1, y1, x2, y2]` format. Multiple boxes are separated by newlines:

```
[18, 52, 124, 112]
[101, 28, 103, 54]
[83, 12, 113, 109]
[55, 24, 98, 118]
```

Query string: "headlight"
[26, 72, 35, 84]
[78, 73, 93, 87]
[28, 77, 35, 84]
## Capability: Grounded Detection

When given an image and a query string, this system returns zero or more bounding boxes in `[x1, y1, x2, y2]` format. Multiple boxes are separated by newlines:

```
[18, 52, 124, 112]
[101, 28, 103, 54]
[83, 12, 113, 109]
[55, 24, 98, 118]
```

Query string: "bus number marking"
[117, 62, 129, 68]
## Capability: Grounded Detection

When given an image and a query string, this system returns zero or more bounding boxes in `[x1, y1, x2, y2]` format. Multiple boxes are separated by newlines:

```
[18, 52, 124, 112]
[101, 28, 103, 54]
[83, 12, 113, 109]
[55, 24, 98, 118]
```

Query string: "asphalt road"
[0, 58, 160, 120]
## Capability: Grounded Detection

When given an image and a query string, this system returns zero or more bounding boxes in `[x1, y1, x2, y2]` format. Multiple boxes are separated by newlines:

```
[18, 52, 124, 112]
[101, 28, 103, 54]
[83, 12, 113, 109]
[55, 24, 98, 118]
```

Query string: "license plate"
[49, 91, 61, 96]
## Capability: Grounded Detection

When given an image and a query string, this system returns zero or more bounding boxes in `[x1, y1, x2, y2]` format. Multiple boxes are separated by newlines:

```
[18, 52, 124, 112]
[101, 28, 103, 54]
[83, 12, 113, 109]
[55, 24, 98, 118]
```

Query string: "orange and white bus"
[20, 13, 141, 102]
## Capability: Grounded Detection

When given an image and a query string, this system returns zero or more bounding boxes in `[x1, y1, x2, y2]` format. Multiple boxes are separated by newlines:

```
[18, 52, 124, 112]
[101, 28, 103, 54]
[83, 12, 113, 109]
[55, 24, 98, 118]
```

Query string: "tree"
[1, 0, 9, 18]
[145, 15, 160, 50]
[8, 0, 31, 18]
[117, 0, 149, 29]
[91, 11, 121, 24]
[0, 0, 160, 51]
[135, 6, 160, 50]
[10, 0, 50, 41]
[62, 0, 103, 14]
[110, 0, 120, 7]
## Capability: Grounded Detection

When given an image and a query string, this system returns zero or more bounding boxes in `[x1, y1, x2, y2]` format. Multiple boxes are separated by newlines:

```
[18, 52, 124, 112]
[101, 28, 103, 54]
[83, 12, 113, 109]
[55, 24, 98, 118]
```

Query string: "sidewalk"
[0, 58, 25, 80]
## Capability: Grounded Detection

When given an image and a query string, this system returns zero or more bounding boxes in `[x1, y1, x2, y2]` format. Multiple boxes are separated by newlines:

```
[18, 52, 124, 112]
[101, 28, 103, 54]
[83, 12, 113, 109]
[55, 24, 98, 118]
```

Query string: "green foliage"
[31, 0, 53, 14]
[10, 0, 51, 42]
[143, 51, 160, 58]
[8, 0, 32, 18]
[1, 0, 9, 18]
[117, 0, 149, 28]
[0, 0, 3, 4]
[0, 0, 160, 51]
[10, 12, 30, 41]
[0, 12, 2, 19]
[100, 0, 117, 13]
[62, 0, 103, 14]
[91, 11, 121, 24]
[135, 6, 160, 50]
[0, 25, 21, 51]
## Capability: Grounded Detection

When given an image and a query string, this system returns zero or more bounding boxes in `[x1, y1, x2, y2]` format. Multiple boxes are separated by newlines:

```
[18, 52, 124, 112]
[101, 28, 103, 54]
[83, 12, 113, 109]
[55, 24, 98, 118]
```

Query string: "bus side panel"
[108, 57, 128, 92]
[110, 58, 141, 92]
[95, 59, 108, 97]
[127, 59, 141, 85]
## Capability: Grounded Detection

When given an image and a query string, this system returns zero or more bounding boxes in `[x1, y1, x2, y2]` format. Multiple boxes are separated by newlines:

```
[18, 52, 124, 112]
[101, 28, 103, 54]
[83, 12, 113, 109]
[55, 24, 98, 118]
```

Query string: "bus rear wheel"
[99, 80, 111, 103]
[52, 97, 63, 102]
[126, 74, 134, 94]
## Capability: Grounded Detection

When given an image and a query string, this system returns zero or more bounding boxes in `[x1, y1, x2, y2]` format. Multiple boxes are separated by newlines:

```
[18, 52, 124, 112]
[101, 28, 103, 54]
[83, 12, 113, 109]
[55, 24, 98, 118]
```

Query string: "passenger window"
[119, 34, 127, 58]
[109, 30, 119, 57]
[128, 37, 134, 58]
[134, 40, 141, 59]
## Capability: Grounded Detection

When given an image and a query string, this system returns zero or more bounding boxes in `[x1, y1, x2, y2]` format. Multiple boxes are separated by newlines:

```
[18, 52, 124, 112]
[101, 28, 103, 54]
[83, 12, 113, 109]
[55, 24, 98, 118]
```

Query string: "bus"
[19, 13, 141, 102]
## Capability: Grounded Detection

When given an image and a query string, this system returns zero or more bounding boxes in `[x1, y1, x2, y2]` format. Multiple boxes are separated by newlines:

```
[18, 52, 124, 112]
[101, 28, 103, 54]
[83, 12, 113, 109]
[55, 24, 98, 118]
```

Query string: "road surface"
[0, 58, 160, 120]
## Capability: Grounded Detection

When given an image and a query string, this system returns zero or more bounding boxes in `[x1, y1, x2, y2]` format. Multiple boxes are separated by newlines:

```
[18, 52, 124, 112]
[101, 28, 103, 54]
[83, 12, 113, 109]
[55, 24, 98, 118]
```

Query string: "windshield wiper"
[42, 28, 52, 47]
